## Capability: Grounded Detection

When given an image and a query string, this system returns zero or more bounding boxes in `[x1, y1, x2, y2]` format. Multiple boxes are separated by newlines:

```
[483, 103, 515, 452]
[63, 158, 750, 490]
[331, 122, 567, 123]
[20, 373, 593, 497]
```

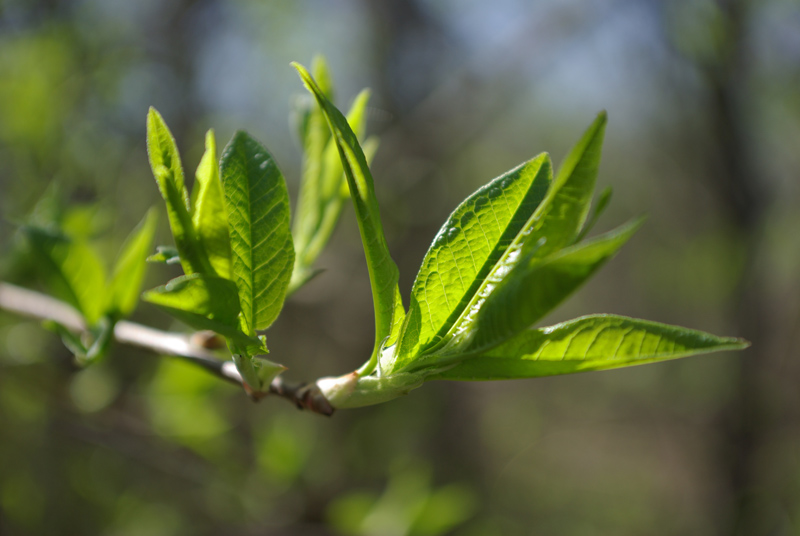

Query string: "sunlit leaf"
[410, 218, 644, 368]
[190, 129, 230, 278]
[574, 185, 612, 243]
[293, 62, 403, 366]
[291, 86, 372, 293]
[529, 111, 607, 259]
[427, 314, 749, 380]
[220, 130, 294, 334]
[108, 208, 158, 318]
[390, 154, 552, 373]
[146, 107, 211, 275]
[142, 273, 241, 338]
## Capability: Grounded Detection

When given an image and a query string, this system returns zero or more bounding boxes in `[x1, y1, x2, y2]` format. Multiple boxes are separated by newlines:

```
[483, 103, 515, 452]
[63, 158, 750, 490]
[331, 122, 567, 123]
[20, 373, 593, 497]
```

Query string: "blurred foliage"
[1, 0, 800, 535]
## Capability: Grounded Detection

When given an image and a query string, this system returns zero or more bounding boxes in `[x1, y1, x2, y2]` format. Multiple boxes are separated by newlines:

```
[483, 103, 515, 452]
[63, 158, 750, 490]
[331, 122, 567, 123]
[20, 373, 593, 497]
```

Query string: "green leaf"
[574, 185, 612, 243]
[146, 107, 212, 275]
[143, 273, 251, 342]
[146, 245, 181, 265]
[426, 314, 750, 381]
[108, 208, 158, 318]
[291, 87, 372, 292]
[293, 62, 403, 363]
[390, 154, 552, 373]
[220, 130, 294, 334]
[530, 111, 607, 259]
[23, 226, 107, 326]
[408, 218, 644, 369]
[190, 129, 231, 279]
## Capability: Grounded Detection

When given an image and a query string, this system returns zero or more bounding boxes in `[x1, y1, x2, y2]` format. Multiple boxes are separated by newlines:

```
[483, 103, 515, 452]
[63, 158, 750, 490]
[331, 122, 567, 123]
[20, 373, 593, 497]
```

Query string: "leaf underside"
[427, 314, 749, 381]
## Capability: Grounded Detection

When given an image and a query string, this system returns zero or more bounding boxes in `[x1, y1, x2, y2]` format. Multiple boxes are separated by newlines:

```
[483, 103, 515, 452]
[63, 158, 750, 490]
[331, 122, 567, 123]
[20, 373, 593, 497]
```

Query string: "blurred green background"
[1, 0, 799, 534]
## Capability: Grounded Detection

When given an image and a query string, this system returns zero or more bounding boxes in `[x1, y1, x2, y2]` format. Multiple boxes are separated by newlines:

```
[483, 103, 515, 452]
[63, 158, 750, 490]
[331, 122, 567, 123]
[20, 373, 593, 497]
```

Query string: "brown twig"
[0, 281, 334, 416]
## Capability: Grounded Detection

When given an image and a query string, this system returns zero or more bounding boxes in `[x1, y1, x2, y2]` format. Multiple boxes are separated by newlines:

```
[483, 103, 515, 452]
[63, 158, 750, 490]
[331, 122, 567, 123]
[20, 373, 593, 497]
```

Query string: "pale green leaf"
[390, 154, 552, 373]
[23, 226, 107, 326]
[291, 88, 372, 292]
[427, 314, 749, 380]
[108, 208, 158, 318]
[529, 111, 607, 259]
[220, 130, 294, 334]
[409, 218, 644, 368]
[146, 107, 212, 275]
[143, 273, 244, 340]
[293, 62, 403, 363]
[190, 129, 231, 278]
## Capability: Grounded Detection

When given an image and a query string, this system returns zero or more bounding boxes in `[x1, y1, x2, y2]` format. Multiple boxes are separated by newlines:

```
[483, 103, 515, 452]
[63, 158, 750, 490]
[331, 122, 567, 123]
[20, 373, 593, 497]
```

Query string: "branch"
[0, 281, 334, 416]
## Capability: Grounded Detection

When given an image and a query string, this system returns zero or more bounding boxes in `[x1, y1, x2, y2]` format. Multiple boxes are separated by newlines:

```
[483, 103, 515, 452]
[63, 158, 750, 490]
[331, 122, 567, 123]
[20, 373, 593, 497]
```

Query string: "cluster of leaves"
[288, 62, 748, 408]
[142, 58, 372, 395]
[21, 204, 157, 364]
[19, 56, 748, 409]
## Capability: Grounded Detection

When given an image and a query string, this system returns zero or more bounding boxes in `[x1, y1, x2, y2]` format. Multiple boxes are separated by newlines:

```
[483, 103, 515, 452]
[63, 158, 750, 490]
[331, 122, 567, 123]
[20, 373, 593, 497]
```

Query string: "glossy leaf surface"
[412, 218, 643, 367]
[391, 155, 552, 372]
[220, 131, 294, 334]
[191, 129, 230, 278]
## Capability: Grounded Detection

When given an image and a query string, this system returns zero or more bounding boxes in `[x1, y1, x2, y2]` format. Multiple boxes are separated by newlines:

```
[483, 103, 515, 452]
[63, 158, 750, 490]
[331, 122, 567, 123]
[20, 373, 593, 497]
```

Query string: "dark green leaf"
[427, 314, 750, 380]
[220, 130, 294, 334]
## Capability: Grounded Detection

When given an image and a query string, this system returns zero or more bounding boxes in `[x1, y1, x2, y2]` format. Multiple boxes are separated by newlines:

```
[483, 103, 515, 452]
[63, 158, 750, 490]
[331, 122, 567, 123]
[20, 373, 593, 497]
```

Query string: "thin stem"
[0, 281, 334, 416]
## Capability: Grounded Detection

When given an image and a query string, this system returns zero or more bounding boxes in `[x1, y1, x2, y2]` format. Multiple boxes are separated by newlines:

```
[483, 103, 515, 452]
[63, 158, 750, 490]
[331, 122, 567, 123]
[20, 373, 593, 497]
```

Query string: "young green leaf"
[292, 57, 334, 260]
[23, 226, 107, 326]
[108, 208, 158, 318]
[408, 218, 644, 368]
[426, 315, 749, 381]
[293, 62, 403, 363]
[389, 155, 552, 373]
[529, 111, 607, 259]
[292, 88, 372, 293]
[574, 186, 612, 243]
[143, 273, 255, 344]
[190, 129, 231, 279]
[220, 131, 294, 334]
[146, 107, 212, 275]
